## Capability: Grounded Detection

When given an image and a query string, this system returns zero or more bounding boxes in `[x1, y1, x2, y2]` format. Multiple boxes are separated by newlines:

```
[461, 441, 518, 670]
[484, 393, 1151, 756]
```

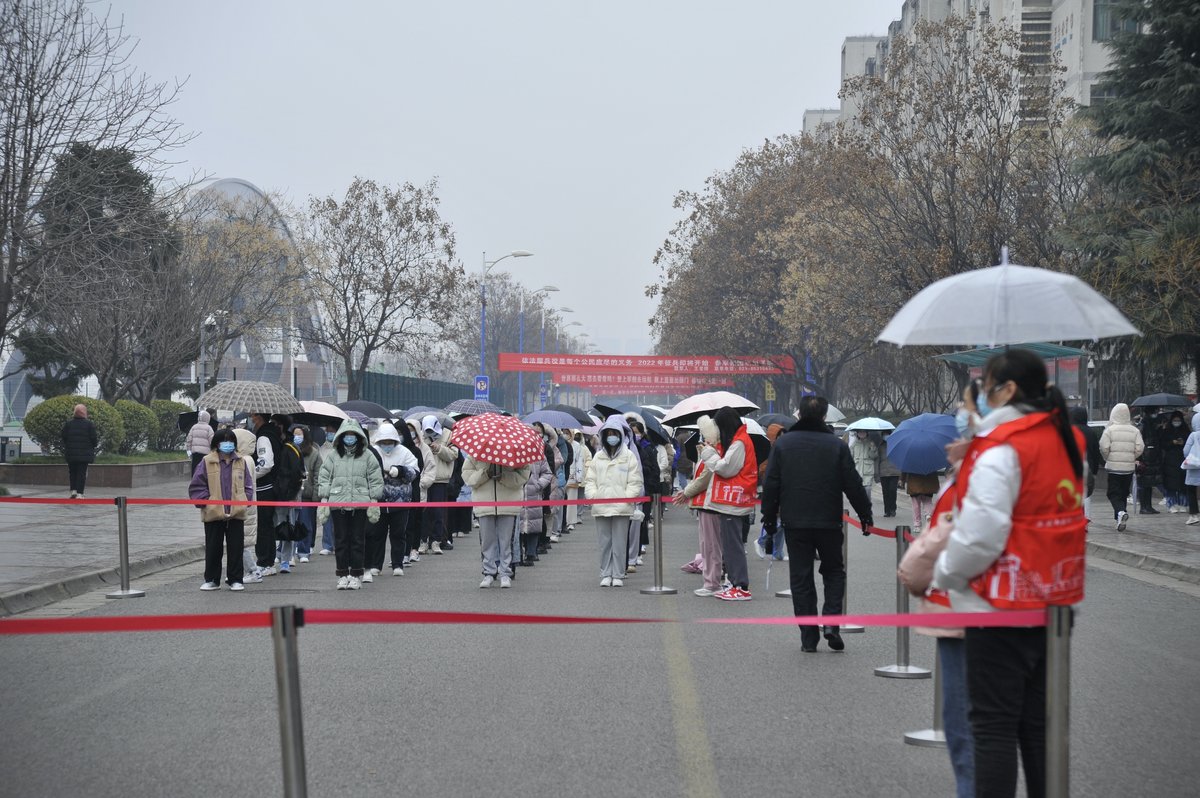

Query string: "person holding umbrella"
[699, 407, 758, 601]
[584, 416, 644, 587]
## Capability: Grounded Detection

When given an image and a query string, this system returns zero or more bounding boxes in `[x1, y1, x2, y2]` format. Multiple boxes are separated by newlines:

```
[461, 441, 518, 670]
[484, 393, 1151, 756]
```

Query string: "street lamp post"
[540, 307, 573, 407]
[480, 250, 533, 378]
[519, 285, 558, 414]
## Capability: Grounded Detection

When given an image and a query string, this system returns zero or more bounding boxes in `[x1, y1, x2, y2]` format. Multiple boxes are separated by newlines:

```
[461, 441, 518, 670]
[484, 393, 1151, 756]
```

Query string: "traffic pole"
[875, 526, 929, 678]
[641, 495, 677, 595]
[106, 496, 145, 599]
[1046, 605, 1073, 798]
[271, 606, 308, 798]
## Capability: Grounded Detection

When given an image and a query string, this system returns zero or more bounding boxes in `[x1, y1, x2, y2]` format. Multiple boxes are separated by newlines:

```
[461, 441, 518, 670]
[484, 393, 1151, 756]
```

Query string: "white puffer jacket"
[583, 419, 644, 517]
[1099, 403, 1144, 474]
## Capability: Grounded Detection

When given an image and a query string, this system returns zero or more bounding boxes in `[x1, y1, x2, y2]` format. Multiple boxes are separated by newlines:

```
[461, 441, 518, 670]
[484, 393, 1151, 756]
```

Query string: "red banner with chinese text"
[553, 372, 734, 391]
[499, 353, 794, 375]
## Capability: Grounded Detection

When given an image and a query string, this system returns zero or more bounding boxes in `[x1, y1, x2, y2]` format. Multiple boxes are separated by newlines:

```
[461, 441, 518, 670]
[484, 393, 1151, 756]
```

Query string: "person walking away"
[367, 422, 418, 578]
[464, 455, 529, 588]
[1068, 407, 1102, 522]
[878, 431, 902, 518]
[1160, 410, 1189, 512]
[249, 412, 282, 575]
[518, 450, 553, 565]
[849, 429, 879, 489]
[186, 410, 214, 475]
[931, 349, 1087, 798]
[290, 424, 323, 562]
[672, 416, 720, 595]
[760, 396, 873, 652]
[62, 403, 98, 499]
[418, 415, 458, 555]
[317, 420, 384, 590]
[1099, 402, 1143, 531]
[902, 471, 941, 533]
[566, 430, 591, 532]
[701, 407, 758, 601]
[189, 428, 255, 591]
[584, 416, 644, 587]
[1181, 412, 1200, 525]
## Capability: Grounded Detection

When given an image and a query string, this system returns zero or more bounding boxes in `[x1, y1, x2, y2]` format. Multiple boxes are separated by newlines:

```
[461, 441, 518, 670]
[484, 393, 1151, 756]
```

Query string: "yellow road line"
[660, 599, 721, 798]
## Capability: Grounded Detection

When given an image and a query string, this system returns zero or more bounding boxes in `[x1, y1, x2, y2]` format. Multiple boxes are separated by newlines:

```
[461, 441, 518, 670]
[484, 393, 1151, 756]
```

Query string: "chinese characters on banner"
[497, 353, 794, 375]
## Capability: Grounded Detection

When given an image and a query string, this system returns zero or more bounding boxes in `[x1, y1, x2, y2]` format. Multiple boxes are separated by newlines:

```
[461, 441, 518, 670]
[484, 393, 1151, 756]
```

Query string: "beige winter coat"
[419, 427, 459, 490]
[1099, 403, 1144, 474]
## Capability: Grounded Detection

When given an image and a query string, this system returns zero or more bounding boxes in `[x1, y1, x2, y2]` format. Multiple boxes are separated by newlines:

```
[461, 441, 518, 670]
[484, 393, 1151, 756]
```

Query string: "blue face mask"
[218, 441, 236, 454]
[380, 443, 395, 454]
[976, 397, 994, 420]
[292, 435, 304, 447]
[342, 434, 358, 447]
[605, 435, 621, 448]
[954, 408, 973, 438]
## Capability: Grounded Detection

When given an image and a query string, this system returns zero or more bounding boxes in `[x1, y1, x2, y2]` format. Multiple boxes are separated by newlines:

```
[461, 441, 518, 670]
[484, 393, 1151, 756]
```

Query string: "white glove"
[633, 508, 645, 522]
[366, 505, 381, 524]
[317, 506, 330, 527]
[388, 466, 399, 478]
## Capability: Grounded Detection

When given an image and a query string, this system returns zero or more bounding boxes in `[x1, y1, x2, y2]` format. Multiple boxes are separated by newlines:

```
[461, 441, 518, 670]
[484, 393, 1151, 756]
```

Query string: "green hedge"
[114, 400, 159, 454]
[24, 395, 124, 455]
[151, 399, 190, 451]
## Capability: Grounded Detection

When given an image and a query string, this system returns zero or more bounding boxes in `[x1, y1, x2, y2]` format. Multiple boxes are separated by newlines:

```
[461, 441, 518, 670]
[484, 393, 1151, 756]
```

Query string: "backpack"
[275, 441, 305, 500]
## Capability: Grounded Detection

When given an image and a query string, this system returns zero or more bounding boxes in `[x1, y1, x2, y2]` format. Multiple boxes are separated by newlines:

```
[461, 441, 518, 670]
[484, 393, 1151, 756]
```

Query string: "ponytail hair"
[983, 349, 1083, 478]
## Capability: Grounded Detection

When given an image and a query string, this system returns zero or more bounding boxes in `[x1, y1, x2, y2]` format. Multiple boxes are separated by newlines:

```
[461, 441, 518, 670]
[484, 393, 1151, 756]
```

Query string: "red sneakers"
[714, 586, 752, 601]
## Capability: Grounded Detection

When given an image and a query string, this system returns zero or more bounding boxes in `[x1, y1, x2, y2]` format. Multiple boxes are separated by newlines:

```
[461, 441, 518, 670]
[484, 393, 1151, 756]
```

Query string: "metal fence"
[358, 371, 507, 411]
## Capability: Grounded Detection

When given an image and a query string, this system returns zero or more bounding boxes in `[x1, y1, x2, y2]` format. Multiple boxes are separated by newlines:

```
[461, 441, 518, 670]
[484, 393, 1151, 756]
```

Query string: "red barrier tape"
[0, 496, 651, 510]
[0, 608, 1044, 636]
[843, 514, 899, 539]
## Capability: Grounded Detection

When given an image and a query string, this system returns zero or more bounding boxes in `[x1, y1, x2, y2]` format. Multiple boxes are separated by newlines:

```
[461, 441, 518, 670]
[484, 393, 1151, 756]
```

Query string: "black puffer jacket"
[760, 417, 872, 530]
[61, 417, 99, 463]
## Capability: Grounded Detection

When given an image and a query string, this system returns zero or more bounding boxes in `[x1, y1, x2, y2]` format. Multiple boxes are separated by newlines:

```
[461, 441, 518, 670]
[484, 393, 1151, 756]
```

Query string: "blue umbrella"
[884, 413, 958, 474]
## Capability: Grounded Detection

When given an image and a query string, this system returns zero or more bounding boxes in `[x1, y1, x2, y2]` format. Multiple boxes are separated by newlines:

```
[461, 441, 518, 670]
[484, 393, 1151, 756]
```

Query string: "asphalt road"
[1, 504, 1197, 797]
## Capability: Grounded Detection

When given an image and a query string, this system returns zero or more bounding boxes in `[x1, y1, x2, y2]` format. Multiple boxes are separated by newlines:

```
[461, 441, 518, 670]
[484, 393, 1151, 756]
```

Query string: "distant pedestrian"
[760, 395, 873, 653]
[1182, 412, 1200, 525]
[464, 455, 529, 588]
[186, 410, 214, 474]
[189, 428, 254, 591]
[1069, 407, 1102, 521]
[902, 471, 941, 533]
[878, 431, 902, 518]
[1099, 402, 1144, 531]
[849, 429, 879, 488]
[317, 420, 383, 590]
[584, 416, 644, 587]
[62, 403, 98, 499]
[1160, 410, 1189, 512]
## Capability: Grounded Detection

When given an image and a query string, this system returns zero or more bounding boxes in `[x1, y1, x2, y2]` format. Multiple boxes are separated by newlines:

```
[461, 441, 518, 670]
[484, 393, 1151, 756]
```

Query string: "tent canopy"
[935, 343, 1087, 368]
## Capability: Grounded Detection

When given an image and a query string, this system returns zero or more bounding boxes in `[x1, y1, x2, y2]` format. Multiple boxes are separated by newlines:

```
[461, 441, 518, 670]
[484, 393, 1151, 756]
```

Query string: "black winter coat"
[61, 417, 98, 463]
[760, 418, 873, 530]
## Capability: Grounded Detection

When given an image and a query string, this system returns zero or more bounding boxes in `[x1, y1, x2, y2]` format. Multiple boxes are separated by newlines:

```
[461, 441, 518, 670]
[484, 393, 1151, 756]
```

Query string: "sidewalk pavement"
[1, 478, 1197, 616]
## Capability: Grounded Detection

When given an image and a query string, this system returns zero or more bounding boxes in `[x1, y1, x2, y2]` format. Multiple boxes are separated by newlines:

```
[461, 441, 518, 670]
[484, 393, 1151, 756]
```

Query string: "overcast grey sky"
[110, 0, 900, 359]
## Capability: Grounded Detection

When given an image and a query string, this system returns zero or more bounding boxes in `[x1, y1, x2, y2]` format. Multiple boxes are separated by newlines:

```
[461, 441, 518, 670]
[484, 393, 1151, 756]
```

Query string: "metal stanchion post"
[106, 496, 145, 599]
[1046, 605, 1072, 798]
[641, 495, 677, 595]
[876, 526, 929, 678]
[272, 606, 308, 798]
[842, 512, 863, 632]
[905, 647, 948, 747]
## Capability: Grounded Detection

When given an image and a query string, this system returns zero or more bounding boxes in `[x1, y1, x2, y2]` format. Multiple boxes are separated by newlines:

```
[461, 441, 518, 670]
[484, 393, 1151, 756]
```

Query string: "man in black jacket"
[62, 403, 99, 499]
[761, 396, 873, 653]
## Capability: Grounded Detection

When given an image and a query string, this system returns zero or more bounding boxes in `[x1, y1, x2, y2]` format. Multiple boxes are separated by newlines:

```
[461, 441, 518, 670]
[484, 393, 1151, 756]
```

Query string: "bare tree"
[0, 0, 190, 359]
[299, 177, 460, 400]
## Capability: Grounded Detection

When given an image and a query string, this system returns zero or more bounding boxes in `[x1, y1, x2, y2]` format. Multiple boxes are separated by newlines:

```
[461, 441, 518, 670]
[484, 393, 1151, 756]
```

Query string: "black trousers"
[366, 508, 409, 571]
[421, 483, 448, 544]
[67, 460, 89, 494]
[254, 486, 277, 567]
[1104, 472, 1132, 519]
[783, 526, 845, 649]
[965, 626, 1047, 798]
[203, 519, 245, 585]
[880, 475, 900, 516]
[332, 508, 367, 577]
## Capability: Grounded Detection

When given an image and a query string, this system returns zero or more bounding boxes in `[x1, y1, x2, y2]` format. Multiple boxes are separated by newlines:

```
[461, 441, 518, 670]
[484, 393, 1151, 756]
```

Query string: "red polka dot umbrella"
[449, 412, 545, 467]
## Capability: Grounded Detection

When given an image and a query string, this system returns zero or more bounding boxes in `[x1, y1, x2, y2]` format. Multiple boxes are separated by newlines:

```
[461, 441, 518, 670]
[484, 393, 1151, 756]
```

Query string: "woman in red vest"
[932, 349, 1086, 798]
[699, 407, 758, 601]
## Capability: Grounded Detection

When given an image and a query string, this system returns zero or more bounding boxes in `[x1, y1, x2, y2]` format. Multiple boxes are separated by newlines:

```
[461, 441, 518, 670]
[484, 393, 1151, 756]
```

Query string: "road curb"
[1087, 541, 1200, 586]
[0, 545, 204, 617]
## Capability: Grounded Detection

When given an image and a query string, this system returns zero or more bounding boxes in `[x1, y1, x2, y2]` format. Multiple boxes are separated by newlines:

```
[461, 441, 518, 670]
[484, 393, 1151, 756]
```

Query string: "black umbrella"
[337, 400, 396, 419]
[541, 403, 594, 426]
[177, 410, 199, 433]
[1130, 393, 1193, 408]
[594, 401, 669, 445]
[755, 412, 796, 430]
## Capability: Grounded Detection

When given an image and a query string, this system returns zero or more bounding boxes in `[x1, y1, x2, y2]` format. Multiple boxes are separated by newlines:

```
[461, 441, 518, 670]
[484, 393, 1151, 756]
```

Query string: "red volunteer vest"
[690, 461, 707, 509]
[925, 488, 957, 609]
[954, 412, 1087, 610]
[710, 427, 758, 510]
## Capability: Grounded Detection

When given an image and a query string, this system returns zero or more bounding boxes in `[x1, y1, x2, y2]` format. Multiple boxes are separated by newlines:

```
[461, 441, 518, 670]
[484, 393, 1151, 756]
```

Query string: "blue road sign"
[474, 375, 490, 401]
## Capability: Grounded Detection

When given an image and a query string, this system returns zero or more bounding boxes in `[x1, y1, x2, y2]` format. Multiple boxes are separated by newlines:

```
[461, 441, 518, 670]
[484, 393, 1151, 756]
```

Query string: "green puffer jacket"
[317, 420, 384, 506]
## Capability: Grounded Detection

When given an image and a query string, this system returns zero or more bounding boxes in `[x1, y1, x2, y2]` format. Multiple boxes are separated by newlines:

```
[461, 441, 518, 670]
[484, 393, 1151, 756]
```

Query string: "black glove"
[763, 530, 774, 556]
[860, 517, 874, 536]
[488, 463, 503, 479]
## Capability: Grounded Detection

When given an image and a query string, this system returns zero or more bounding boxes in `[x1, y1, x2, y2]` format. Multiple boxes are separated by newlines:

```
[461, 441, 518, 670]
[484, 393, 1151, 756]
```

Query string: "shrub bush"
[23, 395, 124, 456]
[150, 399, 191, 451]
[114, 400, 159, 454]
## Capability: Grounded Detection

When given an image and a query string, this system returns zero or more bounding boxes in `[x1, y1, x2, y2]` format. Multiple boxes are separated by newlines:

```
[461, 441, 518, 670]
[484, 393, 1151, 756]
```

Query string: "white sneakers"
[392, 567, 405, 576]
[319, 549, 331, 556]
[480, 575, 495, 588]
[1117, 511, 1129, 532]
[694, 587, 715, 597]
[362, 571, 373, 583]
[611, 578, 624, 588]
[260, 565, 277, 576]
[244, 571, 264, 584]
[369, 568, 381, 576]
[1187, 515, 1200, 525]
[600, 577, 612, 587]
[229, 582, 244, 591]
[500, 576, 512, 589]
[418, 542, 429, 554]
[431, 542, 443, 554]
[549, 534, 561, 543]
[200, 581, 220, 591]
[299, 554, 310, 563]
[348, 576, 362, 590]
[336, 576, 350, 590]
[635, 557, 644, 566]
